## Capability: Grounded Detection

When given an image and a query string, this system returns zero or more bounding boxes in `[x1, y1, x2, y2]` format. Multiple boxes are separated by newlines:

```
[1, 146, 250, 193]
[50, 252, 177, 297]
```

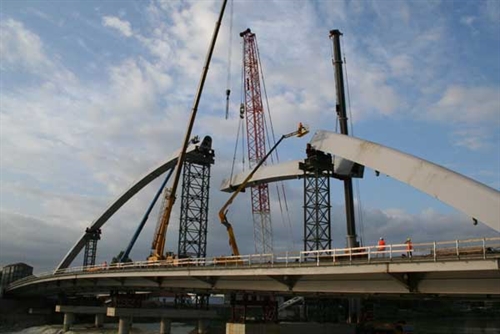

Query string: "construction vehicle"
[218, 123, 309, 261]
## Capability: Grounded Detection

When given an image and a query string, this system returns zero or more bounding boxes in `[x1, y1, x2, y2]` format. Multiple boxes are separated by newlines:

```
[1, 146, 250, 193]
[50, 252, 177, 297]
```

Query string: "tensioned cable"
[256, 37, 296, 250]
[224, 0, 234, 119]
[230, 39, 247, 180]
[230, 117, 243, 181]
[240, 39, 246, 172]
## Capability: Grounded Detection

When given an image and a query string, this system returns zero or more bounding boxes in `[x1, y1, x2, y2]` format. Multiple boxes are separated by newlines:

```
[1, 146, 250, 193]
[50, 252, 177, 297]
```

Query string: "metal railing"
[7, 237, 500, 290]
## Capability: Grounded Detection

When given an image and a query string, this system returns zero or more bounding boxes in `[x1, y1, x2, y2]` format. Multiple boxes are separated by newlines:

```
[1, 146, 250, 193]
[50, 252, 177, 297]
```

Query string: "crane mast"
[148, 0, 228, 261]
[329, 29, 359, 248]
[240, 28, 273, 255]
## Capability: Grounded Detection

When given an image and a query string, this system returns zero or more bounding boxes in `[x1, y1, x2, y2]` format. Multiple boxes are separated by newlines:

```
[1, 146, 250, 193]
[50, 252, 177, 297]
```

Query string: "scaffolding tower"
[299, 145, 333, 251]
[177, 136, 215, 259]
[83, 228, 101, 266]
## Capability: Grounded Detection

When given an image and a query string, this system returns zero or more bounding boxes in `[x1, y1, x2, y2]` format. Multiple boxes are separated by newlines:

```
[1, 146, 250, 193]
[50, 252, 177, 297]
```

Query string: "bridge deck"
[8, 238, 500, 298]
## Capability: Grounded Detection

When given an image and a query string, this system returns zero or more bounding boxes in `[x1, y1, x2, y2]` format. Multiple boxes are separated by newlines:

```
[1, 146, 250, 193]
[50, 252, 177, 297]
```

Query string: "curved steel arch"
[56, 144, 199, 271]
[220, 130, 500, 232]
[220, 157, 362, 193]
[311, 130, 500, 232]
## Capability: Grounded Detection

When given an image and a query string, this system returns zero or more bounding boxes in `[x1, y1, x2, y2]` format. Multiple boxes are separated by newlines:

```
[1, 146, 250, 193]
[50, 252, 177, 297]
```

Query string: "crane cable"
[341, 37, 365, 246]
[224, 0, 234, 119]
[256, 37, 296, 250]
[230, 40, 247, 181]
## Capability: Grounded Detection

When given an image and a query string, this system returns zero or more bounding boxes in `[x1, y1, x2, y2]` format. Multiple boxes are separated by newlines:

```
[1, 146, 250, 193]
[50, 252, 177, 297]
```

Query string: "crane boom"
[147, 0, 228, 261]
[240, 28, 274, 254]
[219, 124, 309, 256]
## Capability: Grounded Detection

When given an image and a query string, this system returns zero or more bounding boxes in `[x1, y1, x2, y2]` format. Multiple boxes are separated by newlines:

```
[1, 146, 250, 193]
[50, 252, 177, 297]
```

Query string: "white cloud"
[390, 54, 414, 77]
[357, 207, 499, 246]
[102, 16, 133, 37]
[451, 128, 490, 151]
[0, 19, 50, 71]
[460, 16, 476, 27]
[431, 85, 500, 124]
[483, 0, 500, 23]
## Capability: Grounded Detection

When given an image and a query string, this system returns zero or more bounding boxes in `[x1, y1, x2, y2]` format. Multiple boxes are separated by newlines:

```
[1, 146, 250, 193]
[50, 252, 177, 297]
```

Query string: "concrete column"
[159, 317, 171, 334]
[63, 312, 75, 332]
[197, 319, 205, 334]
[118, 317, 131, 334]
[95, 313, 104, 328]
[347, 297, 361, 324]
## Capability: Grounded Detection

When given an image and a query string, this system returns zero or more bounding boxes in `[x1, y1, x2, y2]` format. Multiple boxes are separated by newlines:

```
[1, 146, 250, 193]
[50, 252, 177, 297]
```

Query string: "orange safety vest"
[377, 239, 386, 251]
[406, 241, 413, 251]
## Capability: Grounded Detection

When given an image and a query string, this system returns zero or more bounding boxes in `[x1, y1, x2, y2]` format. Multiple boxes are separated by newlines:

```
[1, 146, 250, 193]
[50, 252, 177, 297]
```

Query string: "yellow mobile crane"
[218, 123, 309, 259]
[146, 0, 228, 263]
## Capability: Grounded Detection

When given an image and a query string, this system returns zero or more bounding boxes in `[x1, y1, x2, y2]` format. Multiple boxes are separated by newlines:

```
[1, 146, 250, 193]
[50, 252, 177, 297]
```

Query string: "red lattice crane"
[240, 28, 273, 254]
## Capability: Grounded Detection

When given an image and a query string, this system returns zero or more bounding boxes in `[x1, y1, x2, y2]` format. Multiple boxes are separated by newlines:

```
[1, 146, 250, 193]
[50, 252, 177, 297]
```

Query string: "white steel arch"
[312, 130, 500, 232]
[220, 157, 362, 193]
[56, 144, 199, 271]
[220, 130, 500, 232]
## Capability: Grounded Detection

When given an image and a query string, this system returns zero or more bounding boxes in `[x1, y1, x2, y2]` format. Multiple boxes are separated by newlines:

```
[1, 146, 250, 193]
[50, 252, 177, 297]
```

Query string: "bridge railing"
[297, 237, 500, 265]
[7, 237, 500, 290]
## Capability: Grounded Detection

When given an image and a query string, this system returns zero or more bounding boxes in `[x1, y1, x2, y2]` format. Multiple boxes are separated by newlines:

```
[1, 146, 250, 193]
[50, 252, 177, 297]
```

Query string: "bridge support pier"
[197, 319, 205, 334]
[118, 317, 131, 334]
[95, 313, 104, 328]
[160, 318, 171, 334]
[63, 312, 74, 332]
[347, 298, 361, 324]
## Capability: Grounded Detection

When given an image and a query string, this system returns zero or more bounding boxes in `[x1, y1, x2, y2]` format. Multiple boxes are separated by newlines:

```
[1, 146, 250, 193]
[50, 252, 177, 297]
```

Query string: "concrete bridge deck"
[7, 238, 500, 298]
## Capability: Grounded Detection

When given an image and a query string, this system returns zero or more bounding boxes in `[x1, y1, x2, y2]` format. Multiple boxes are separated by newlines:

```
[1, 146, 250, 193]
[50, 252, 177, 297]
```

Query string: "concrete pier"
[95, 313, 104, 328]
[107, 307, 216, 334]
[197, 318, 205, 334]
[347, 298, 361, 324]
[118, 317, 131, 334]
[55, 305, 107, 331]
[63, 312, 74, 332]
[160, 317, 171, 334]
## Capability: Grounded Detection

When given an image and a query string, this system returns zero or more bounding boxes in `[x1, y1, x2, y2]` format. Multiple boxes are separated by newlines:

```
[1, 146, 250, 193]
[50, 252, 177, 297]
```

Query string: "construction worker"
[405, 238, 413, 258]
[377, 237, 386, 257]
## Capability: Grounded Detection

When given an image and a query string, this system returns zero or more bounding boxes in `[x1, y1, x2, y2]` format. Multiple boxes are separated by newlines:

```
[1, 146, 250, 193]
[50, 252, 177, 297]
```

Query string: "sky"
[0, 0, 499, 273]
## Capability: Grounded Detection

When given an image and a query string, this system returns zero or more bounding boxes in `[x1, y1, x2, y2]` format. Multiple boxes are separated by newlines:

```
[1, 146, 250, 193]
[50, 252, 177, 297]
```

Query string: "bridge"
[4, 129, 498, 299]
[4, 130, 500, 334]
[8, 237, 500, 298]
[6, 129, 500, 297]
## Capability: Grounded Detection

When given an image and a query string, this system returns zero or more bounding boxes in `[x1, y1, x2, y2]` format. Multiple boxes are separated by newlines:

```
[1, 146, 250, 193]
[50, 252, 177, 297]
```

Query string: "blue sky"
[1, 0, 499, 272]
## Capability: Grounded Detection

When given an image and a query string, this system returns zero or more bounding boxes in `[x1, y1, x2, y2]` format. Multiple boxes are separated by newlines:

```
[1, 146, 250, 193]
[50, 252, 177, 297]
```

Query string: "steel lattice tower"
[177, 137, 214, 258]
[240, 28, 273, 254]
[300, 146, 333, 251]
[83, 228, 101, 266]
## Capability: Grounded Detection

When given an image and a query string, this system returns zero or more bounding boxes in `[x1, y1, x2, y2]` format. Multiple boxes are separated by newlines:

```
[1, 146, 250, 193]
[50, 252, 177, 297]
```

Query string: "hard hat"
[406, 237, 411, 241]
[379, 237, 383, 240]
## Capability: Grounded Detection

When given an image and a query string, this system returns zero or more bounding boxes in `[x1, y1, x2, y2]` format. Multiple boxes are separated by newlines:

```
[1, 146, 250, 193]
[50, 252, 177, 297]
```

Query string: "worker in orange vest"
[377, 237, 386, 257]
[405, 238, 413, 258]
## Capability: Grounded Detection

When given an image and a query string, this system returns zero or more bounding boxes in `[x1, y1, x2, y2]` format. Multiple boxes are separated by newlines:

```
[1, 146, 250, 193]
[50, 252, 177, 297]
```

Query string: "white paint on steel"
[56, 144, 199, 271]
[310, 130, 500, 232]
[220, 157, 359, 193]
